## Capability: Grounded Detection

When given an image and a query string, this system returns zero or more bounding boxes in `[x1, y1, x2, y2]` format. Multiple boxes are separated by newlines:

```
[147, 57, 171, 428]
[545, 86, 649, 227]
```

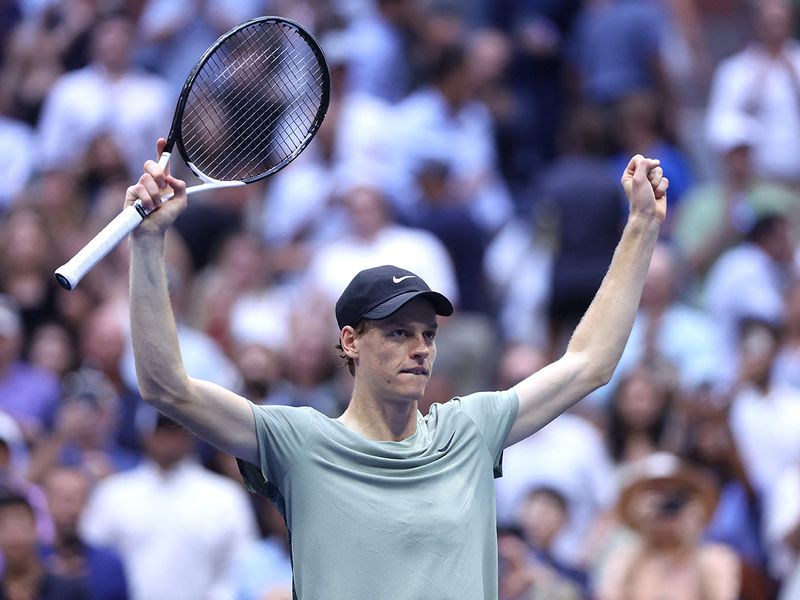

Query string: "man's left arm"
[505, 155, 667, 447]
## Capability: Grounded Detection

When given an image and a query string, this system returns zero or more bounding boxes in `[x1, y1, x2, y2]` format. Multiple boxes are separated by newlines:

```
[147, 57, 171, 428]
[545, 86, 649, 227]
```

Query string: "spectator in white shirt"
[703, 214, 795, 360]
[37, 10, 172, 178]
[728, 318, 800, 502]
[705, 0, 800, 186]
[80, 411, 258, 600]
[391, 44, 514, 233]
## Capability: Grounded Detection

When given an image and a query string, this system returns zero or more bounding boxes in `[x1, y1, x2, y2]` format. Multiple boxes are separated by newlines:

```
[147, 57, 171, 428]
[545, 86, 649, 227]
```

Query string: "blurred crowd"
[1, 0, 800, 598]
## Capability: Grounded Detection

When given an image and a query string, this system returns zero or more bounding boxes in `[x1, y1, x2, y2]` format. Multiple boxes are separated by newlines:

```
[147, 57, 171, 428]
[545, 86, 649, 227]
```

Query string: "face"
[616, 369, 664, 430]
[518, 491, 567, 549]
[143, 426, 194, 469]
[757, 1, 793, 49]
[348, 298, 438, 403]
[92, 18, 133, 73]
[0, 503, 38, 566]
[631, 483, 706, 547]
[44, 469, 90, 537]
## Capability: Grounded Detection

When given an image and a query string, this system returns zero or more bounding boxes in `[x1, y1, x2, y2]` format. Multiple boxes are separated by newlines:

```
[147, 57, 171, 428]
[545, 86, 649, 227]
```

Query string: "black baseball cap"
[335, 265, 453, 329]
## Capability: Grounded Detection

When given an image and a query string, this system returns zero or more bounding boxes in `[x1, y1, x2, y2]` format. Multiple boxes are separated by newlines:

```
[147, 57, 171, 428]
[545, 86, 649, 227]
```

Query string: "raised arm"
[505, 155, 667, 447]
[128, 139, 258, 463]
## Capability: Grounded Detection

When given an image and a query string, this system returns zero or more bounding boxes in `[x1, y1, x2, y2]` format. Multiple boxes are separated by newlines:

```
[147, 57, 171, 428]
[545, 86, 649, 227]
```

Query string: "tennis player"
[126, 138, 667, 599]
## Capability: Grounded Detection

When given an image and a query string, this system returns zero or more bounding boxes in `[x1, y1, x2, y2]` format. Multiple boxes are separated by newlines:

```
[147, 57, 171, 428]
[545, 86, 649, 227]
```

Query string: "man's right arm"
[128, 142, 258, 464]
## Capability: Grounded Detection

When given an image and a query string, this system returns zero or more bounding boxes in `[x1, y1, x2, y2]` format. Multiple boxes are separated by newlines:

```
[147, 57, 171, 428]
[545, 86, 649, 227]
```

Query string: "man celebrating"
[126, 137, 667, 599]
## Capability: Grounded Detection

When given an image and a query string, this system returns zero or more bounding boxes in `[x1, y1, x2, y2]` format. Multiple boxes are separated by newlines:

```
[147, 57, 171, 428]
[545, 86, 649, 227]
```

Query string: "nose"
[410, 333, 430, 359]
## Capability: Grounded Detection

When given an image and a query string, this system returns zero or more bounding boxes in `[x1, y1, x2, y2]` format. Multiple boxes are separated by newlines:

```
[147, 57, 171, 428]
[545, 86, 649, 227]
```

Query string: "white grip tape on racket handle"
[54, 152, 173, 290]
[54, 205, 145, 290]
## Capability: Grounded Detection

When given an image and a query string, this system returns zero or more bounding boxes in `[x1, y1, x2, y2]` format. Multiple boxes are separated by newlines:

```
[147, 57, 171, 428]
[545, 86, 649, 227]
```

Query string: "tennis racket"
[54, 16, 330, 290]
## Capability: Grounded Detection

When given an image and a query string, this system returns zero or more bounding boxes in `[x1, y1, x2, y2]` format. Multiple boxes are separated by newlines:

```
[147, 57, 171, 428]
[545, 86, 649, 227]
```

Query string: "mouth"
[400, 367, 429, 376]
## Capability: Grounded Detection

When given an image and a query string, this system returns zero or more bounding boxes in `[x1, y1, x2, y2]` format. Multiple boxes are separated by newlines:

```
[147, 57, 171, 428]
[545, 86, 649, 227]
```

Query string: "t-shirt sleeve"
[236, 403, 312, 499]
[452, 389, 519, 477]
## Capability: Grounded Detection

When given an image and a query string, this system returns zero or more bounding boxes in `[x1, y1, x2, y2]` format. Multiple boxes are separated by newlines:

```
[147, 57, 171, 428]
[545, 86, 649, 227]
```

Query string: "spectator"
[682, 394, 774, 600]
[727, 318, 800, 501]
[37, 10, 171, 177]
[494, 343, 617, 570]
[263, 309, 340, 417]
[705, 0, 800, 187]
[773, 279, 800, 389]
[231, 495, 293, 600]
[483, 212, 552, 347]
[765, 462, 800, 600]
[0, 493, 87, 599]
[566, 0, 668, 106]
[703, 214, 795, 358]
[343, 0, 419, 103]
[0, 294, 60, 440]
[401, 157, 492, 313]
[27, 368, 139, 483]
[42, 466, 129, 600]
[80, 412, 258, 600]
[28, 320, 79, 379]
[0, 207, 62, 342]
[674, 114, 798, 279]
[392, 43, 514, 233]
[0, 0, 66, 125]
[0, 95, 35, 209]
[604, 366, 679, 469]
[596, 453, 740, 600]
[136, 0, 265, 97]
[486, 0, 581, 194]
[514, 486, 589, 595]
[536, 105, 625, 355]
[303, 182, 459, 309]
[0, 409, 53, 543]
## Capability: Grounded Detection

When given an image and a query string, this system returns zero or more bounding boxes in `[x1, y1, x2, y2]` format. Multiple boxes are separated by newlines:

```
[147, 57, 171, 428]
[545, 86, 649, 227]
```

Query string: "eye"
[390, 329, 408, 338]
[424, 330, 437, 341]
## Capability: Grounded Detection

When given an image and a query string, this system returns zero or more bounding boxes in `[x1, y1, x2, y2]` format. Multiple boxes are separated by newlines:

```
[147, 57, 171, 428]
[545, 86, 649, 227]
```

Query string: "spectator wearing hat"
[595, 452, 740, 600]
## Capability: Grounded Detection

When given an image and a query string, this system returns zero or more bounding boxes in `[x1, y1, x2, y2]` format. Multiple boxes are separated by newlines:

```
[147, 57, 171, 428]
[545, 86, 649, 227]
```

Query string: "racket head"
[167, 17, 330, 184]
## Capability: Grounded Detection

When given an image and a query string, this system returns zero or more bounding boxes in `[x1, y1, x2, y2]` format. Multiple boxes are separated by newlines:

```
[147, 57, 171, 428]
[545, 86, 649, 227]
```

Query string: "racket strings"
[214, 35, 323, 177]
[187, 27, 312, 170]
[180, 21, 327, 182]
[196, 37, 322, 176]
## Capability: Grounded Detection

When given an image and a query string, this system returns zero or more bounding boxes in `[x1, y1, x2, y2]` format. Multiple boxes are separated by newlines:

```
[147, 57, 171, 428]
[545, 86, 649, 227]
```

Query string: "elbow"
[567, 350, 616, 392]
[136, 371, 192, 409]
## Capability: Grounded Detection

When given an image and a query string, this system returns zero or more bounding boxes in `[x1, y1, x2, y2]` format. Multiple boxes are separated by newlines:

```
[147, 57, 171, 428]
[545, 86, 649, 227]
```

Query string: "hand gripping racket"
[54, 16, 330, 290]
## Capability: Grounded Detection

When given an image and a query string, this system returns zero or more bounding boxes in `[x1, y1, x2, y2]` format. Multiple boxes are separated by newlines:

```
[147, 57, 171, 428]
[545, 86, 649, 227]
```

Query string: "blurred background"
[1, 0, 800, 598]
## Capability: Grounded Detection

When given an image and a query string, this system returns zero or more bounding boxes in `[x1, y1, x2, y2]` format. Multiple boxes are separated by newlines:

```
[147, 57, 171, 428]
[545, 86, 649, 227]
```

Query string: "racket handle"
[54, 204, 145, 290]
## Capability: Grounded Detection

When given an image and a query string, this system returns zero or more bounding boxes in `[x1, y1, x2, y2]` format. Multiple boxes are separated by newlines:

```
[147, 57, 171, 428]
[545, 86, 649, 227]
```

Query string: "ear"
[340, 326, 359, 360]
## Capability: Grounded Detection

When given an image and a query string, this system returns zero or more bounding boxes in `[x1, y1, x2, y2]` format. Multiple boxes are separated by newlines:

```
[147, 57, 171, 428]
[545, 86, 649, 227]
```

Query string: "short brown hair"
[334, 320, 370, 376]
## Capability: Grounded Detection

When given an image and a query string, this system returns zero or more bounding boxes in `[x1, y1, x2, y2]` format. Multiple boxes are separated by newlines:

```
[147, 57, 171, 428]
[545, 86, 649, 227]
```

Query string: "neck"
[339, 388, 418, 441]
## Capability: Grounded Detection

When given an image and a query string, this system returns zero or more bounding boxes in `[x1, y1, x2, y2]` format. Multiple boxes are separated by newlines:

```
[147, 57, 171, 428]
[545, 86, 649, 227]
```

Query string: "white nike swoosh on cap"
[392, 275, 416, 283]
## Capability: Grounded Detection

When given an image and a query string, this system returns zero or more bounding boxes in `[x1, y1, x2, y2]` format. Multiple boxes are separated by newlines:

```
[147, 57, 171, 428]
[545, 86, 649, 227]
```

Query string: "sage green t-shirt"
[238, 389, 519, 600]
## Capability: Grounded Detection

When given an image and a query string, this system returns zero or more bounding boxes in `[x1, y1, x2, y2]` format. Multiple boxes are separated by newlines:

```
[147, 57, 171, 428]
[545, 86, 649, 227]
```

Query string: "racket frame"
[54, 16, 330, 291]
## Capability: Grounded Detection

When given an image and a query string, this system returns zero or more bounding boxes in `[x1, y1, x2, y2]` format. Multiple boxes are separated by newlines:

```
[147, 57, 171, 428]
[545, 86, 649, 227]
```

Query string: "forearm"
[566, 214, 662, 384]
[129, 232, 190, 403]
